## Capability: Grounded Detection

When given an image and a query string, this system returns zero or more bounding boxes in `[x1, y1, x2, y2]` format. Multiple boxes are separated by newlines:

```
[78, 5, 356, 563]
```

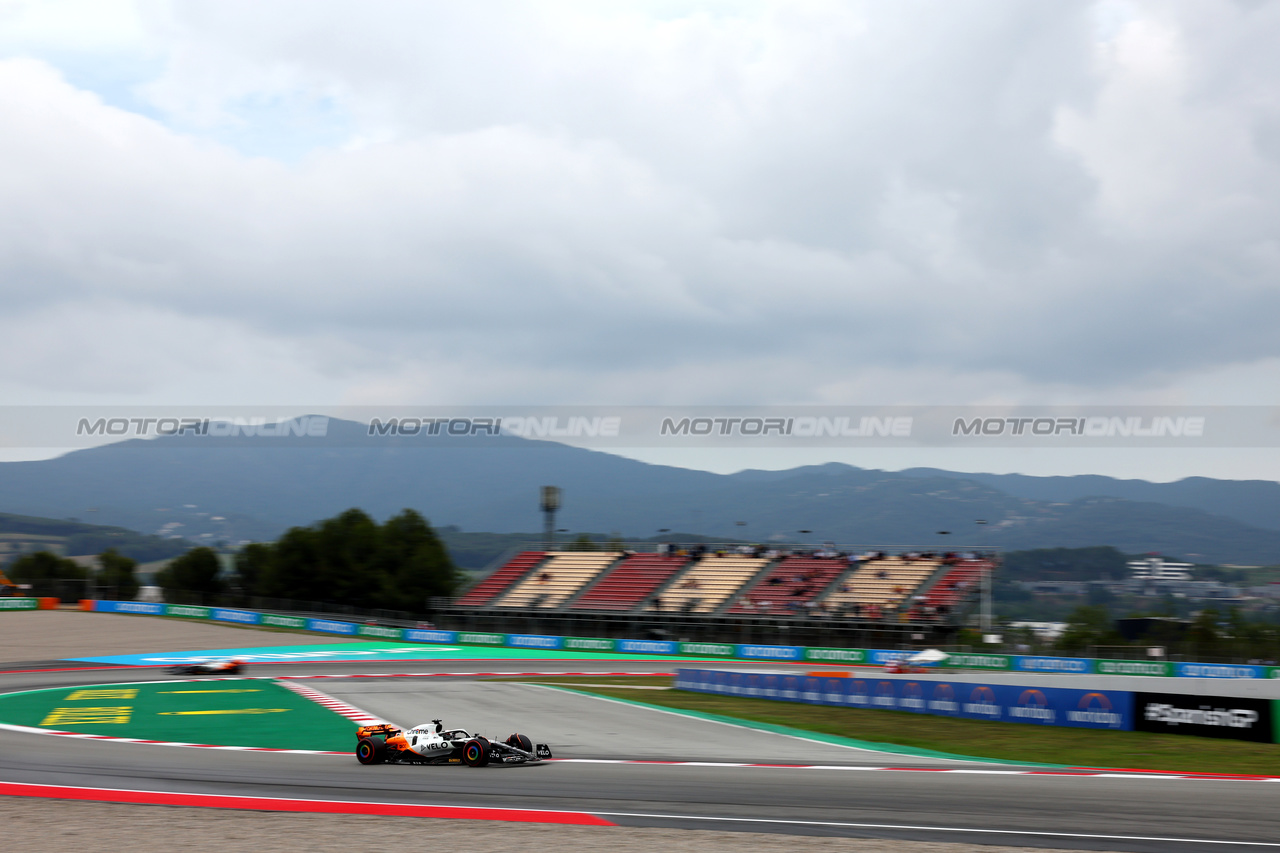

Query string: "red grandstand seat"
[456, 551, 547, 606]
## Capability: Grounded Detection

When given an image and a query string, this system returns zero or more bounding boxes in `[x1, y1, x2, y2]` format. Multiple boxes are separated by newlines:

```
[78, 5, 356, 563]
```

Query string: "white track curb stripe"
[276, 680, 388, 726]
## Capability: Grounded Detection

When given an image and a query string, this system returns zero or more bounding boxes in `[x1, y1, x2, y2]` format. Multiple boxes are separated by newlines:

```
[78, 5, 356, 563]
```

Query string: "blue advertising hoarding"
[404, 629, 457, 644]
[506, 633, 563, 650]
[1174, 662, 1265, 679]
[1012, 655, 1093, 674]
[211, 608, 261, 626]
[305, 618, 357, 635]
[94, 601, 165, 615]
[675, 669, 1133, 731]
[735, 644, 804, 662]
[617, 639, 677, 654]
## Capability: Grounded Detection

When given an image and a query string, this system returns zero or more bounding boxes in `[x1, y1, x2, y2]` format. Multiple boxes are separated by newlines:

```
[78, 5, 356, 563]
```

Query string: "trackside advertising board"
[1174, 662, 1266, 679]
[804, 647, 866, 664]
[675, 669, 1134, 731]
[564, 637, 616, 652]
[74, 600, 1271, 680]
[1012, 655, 1093, 674]
[1095, 659, 1172, 677]
[0, 598, 39, 611]
[1134, 691, 1273, 743]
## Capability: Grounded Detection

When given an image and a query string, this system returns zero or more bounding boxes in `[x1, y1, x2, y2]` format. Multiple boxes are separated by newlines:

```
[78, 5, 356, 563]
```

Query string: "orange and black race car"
[355, 718, 552, 766]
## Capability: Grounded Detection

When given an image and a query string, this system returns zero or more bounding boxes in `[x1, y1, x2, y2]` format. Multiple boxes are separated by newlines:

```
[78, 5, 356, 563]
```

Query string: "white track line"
[548, 758, 1280, 781]
[592, 811, 1280, 847]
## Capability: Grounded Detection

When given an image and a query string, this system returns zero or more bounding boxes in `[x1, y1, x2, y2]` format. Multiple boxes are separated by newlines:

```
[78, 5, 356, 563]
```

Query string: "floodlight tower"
[540, 486, 562, 551]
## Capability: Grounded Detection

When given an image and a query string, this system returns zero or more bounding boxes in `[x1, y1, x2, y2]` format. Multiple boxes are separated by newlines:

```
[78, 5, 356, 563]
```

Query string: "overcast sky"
[2, 1, 1279, 481]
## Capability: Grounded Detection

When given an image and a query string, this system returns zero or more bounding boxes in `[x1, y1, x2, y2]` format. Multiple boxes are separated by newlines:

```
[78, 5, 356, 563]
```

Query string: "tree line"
[224, 507, 461, 613]
[6, 508, 461, 616]
[6, 548, 139, 600]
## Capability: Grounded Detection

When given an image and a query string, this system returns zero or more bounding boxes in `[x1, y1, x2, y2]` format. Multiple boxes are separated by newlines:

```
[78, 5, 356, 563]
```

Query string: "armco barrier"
[0, 598, 39, 611]
[71, 600, 1273, 679]
[675, 668, 1134, 731]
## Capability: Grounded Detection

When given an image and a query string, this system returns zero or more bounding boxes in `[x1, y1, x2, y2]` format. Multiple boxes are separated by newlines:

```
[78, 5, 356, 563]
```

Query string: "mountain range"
[0, 418, 1277, 565]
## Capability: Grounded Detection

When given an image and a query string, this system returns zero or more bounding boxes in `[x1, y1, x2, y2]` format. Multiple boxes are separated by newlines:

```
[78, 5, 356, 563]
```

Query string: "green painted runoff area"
[0, 679, 357, 751]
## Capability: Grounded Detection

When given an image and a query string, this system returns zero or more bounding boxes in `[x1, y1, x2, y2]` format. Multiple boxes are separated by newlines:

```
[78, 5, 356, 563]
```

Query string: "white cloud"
[0, 0, 1278, 445]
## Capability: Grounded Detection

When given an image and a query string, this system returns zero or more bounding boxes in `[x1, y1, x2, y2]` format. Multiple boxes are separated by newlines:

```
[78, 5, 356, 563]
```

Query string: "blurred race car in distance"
[356, 719, 552, 766]
[166, 659, 243, 675]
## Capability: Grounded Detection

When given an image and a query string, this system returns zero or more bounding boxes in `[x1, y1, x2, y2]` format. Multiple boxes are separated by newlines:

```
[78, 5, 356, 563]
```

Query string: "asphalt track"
[2, 656, 1278, 851]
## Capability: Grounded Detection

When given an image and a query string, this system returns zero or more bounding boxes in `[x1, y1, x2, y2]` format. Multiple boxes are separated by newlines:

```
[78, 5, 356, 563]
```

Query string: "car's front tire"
[462, 737, 490, 767]
[356, 736, 386, 765]
[506, 733, 533, 753]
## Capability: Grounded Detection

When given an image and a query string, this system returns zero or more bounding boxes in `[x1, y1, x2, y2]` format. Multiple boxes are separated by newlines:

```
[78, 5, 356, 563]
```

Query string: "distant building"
[1127, 556, 1193, 581]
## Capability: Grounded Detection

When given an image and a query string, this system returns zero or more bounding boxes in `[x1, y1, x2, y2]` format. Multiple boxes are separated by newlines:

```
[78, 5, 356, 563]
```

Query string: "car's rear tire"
[506, 733, 533, 753]
[462, 737, 490, 767]
[356, 736, 386, 765]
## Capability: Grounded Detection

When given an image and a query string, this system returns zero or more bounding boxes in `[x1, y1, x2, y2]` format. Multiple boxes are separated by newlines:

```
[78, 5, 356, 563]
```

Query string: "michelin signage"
[674, 669, 1133, 731]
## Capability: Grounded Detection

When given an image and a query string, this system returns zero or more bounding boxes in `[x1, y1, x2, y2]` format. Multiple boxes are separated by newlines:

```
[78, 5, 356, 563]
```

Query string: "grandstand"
[818, 555, 940, 616]
[443, 544, 996, 646]
[492, 551, 623, 609]
[725, 556, 848, 616]
[570, 553, 688, 611]
[456, 551, 545, 606]
[906, 558, 993, 621]
[647, 554, 771, 614]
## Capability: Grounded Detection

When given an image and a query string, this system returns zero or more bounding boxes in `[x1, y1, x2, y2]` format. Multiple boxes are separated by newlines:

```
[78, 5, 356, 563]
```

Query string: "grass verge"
[495, 675, 1280, 776]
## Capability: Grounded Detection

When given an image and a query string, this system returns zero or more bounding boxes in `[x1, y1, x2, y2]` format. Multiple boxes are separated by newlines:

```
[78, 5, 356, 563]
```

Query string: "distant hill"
[0, 512, 194, 564]
[899, 468, 1280, 533]
[0, 419, 1277, 565]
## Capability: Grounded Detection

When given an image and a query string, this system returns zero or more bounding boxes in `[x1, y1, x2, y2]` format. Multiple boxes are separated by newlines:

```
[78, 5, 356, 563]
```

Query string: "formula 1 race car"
[355, 719, 552, 767]
[165, 659, 243, 676]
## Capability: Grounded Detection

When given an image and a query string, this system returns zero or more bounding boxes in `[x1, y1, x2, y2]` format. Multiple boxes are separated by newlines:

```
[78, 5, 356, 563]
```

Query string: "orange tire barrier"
[37, 597, 60, 610]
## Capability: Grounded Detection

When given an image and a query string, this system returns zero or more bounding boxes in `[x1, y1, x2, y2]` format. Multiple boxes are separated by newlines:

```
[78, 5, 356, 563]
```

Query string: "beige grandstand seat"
[649, 554, 769, 614]
[820, 557, 938, 614]
[493, 552, 622, 609]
